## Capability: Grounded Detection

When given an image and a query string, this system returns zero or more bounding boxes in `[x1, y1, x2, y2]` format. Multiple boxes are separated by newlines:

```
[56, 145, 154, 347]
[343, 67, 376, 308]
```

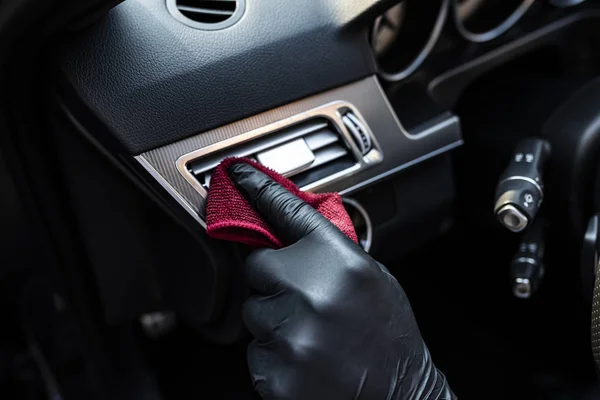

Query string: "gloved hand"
[229, 163, 456, 400]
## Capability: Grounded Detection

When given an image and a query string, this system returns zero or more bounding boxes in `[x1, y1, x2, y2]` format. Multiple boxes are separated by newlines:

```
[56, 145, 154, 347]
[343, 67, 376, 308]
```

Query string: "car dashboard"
[4, 0, 598, 398]
[52, 0, 600, 339]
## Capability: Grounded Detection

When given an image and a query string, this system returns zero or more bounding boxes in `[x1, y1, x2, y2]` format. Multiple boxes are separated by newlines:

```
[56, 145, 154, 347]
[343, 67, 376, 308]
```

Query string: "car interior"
[1, 0, 600, 398]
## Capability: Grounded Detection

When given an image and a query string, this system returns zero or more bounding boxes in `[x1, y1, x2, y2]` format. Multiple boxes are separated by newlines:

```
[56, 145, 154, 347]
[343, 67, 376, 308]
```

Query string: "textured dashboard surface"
[58, 0, 397, 154]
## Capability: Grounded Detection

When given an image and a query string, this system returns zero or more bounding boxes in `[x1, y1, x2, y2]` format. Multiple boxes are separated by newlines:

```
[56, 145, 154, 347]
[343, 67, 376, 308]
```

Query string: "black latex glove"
[229, 163, 456, 400]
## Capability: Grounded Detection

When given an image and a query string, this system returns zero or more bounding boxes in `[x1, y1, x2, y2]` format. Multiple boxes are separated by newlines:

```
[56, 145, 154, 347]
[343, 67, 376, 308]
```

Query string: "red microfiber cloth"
[206, 157, 358, 248]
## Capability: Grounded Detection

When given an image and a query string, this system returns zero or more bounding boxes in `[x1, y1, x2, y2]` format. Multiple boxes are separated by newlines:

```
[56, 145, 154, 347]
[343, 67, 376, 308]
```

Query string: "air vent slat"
[189, 120, 329, 176]
[177, 5, 234, 16]
[274, 120, 328, 143]
[290, 156, 357, 189]
[311, 144, 349, 168]
[304, 129, 340, 151]
[187, 114, 369, 192]
[342, 111, 373, 156]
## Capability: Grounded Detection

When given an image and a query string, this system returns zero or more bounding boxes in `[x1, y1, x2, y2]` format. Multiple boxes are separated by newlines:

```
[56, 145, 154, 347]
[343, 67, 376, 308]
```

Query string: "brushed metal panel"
[138, 76, 462, 223]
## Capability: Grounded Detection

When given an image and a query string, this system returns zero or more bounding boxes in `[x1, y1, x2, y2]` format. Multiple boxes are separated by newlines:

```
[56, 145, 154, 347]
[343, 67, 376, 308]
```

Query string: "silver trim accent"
[342, 198, 374, 253]
[513, 277, 532, 299]
[140, 312, 177, 339]
[136, 77, 463, 227]
[453, 0, 536, 43]
[499, 175, 544, 197]
[342, 112, 372, 155]
[549, 0, 586, 7]
[175, 101, 382, 200]
[515, 257, 539, 266]
[378, 0, 450, 82]
[136, 140, 462, 225]
[166, 0, 246, 31]
[496, 204, 529, 232]
[135, 155, 206, 227]
[340, 140, 463, 195]
[177, 6, 233, 16]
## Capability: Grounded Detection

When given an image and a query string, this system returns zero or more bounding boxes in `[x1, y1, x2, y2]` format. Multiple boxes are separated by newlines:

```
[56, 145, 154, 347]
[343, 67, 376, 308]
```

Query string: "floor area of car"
[138, 221, 597, 399]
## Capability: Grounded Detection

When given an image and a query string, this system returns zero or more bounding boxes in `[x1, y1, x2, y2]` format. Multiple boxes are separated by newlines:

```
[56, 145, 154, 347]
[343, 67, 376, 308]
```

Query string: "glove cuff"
[427, 369, 456, 400]
[391, 349, 456, 400]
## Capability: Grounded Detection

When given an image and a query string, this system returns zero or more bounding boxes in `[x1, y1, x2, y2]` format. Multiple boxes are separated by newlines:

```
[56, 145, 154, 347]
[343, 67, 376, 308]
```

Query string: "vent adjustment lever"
[256, 139, 315, 176]
[342, 111, 372, 155]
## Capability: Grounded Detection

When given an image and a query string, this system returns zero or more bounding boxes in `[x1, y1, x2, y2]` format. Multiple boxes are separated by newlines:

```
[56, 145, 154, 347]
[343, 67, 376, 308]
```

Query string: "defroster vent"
[168, 0, 246, 30]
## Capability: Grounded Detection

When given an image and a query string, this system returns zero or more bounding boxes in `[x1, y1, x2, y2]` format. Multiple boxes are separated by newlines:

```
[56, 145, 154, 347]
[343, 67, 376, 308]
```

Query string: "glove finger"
[249, 339, 313, 400]
[228, 163, 332, 245]
[245, 247, 290, 294]
[247, 340, 282, 400]
[243, 293, 291, 342]
[247, 239, 362, 297]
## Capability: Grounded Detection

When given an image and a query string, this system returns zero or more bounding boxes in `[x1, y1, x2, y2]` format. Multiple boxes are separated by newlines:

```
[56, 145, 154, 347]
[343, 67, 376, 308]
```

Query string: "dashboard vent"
[187, 118, 357, 191]
[168, 0, 246, 30]
[176, 0, 236, 24]
[342, 110, 372, 155]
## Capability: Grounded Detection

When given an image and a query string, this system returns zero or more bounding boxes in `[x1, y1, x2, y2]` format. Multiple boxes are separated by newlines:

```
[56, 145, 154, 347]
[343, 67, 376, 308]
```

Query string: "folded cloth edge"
[206, 157, 358, 248]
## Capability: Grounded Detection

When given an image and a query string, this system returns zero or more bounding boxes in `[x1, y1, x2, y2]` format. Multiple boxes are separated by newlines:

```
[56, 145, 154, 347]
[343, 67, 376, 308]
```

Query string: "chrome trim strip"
[550, 0, 586, 6]
[340, 140, 463, 195]
[496, 204, 528, 232]
[175, 101, 383, 200]
[135, 155, 206, 227]
[136, 141, 463, 226]
[499, 175, 544, 197]
[166, 0, 246, 31]
[515, 257, 539, 266]
[379, 0, 450, 82]
[135, 77, 463, 228]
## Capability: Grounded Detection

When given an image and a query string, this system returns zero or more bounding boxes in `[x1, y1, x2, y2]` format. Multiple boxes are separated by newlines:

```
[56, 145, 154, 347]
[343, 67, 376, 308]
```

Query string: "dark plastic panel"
[57, 0, 395, 154]
[543, 77, 600, 236]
